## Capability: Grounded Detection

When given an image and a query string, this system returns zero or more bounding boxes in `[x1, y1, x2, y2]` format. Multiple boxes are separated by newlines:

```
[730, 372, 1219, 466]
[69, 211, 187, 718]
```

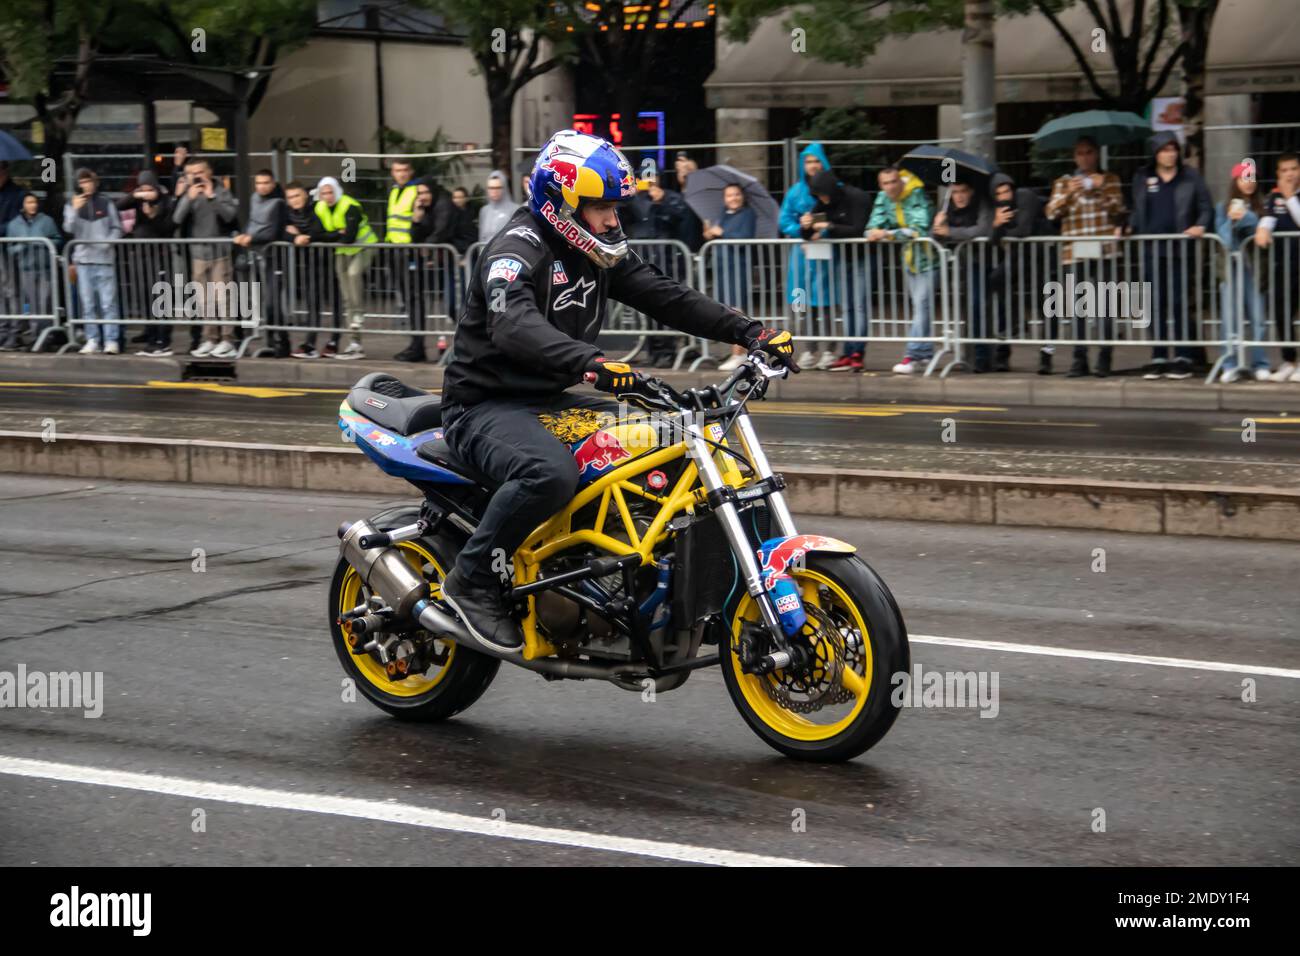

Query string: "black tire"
[329, 510, 499, 722]
[721, 553, 909, 762]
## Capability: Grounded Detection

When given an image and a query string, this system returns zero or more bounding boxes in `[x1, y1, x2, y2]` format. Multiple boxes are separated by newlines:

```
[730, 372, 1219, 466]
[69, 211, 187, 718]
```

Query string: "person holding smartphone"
[1216, 162, 1269, 382]
[1043, 136, 1127, 377]
[173, 158, 238, 357]
[63, 168, 124, 354]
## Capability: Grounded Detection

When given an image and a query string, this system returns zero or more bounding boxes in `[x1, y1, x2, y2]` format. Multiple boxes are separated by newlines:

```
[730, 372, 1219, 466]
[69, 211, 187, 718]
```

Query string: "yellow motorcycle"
[330, 353, 909, 761]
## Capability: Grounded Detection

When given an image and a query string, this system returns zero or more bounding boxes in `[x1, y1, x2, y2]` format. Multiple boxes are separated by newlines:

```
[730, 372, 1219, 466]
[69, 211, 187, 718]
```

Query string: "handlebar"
[587, 352, 786, 413]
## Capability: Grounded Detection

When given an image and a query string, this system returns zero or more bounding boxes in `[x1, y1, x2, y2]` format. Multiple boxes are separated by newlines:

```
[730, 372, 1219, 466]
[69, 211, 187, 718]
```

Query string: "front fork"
[684, 412, 798, 656]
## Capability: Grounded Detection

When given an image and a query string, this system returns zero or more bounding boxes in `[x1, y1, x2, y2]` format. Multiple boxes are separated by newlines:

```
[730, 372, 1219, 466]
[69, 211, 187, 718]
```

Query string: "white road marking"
[0, 755, 829, 867]
[911, 634, 1300, 679]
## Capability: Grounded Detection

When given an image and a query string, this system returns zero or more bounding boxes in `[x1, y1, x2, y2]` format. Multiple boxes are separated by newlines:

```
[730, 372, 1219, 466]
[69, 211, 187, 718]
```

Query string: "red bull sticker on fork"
[757, 534, 855, 591]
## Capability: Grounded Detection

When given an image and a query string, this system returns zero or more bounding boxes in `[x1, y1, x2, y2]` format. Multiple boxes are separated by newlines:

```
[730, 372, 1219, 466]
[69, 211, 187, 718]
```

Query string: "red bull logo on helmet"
[540, 200, 597, 253]
[571, 430, 630, 479]
[541, 156, 580, 192]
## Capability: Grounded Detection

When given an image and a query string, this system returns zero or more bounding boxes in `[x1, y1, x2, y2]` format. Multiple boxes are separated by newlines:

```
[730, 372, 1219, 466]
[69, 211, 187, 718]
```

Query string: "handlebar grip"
[358, 531, 392, 550]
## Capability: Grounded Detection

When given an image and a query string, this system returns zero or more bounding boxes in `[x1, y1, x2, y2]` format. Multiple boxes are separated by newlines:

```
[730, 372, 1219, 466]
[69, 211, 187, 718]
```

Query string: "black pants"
[405, 248, 427, 351]
[1264, 241, 1300, 363]
[1146, 247, 1196, 362]
[442, 392, 619, 589]
[1062, 259, 1114, 363]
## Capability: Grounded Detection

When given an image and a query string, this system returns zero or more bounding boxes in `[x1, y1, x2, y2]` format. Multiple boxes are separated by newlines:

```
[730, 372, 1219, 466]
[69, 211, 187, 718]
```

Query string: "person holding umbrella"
[710, 184, 759, 371]
[1043, 136, 1127, 376]
[932, 181, 993, 374]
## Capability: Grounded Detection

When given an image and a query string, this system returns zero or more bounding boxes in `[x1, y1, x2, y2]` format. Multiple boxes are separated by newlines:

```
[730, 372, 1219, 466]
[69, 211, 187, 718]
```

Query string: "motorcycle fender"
[755, 534, 857, 636]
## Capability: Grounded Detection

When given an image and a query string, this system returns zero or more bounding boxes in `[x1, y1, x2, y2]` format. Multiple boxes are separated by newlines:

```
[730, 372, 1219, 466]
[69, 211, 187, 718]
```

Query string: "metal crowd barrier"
[945, 234, 1229, 376]
[1229, 233, 1300, 382]
[0, 237, 63, 351]
[248, 241, 464, 358]
[59, 238, 256, 353]
[696, 236, 952, 374]
[35, 230, 1300, 383]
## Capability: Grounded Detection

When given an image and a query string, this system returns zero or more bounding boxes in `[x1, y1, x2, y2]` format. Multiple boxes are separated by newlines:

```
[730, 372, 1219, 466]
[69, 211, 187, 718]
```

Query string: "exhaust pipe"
[338, 519, 429, 619]
[340, 519, 674, 686]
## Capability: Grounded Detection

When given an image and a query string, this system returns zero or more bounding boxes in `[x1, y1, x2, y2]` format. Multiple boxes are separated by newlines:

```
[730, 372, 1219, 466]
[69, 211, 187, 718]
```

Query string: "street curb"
[3, 430, 1298, 542]
[7, 351, 1300, 410]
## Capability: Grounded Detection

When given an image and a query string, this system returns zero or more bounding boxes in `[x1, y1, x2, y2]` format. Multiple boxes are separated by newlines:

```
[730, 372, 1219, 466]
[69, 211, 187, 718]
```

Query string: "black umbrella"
[898, 145, 999, 192]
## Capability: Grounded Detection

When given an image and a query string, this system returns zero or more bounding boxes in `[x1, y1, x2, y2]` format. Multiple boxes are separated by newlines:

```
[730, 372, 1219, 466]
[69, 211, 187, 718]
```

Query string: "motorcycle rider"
[439, 130, 797, 652]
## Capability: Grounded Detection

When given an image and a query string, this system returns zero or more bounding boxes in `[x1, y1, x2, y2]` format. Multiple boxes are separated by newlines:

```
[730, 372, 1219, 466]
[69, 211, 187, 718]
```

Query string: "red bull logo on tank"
[571, 431, 630, 480]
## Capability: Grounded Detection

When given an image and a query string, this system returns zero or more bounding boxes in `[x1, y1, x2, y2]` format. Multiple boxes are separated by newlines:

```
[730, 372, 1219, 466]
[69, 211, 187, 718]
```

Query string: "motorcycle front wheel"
[721, 553, 909, 762]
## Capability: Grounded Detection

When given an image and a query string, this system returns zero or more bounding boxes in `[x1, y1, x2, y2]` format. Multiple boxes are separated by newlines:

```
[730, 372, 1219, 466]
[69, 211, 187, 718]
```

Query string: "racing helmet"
[527, 130, 636, 268]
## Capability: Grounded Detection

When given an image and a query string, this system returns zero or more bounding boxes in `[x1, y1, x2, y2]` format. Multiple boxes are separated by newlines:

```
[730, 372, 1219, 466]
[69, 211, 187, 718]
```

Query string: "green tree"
[0, 0, 316, 209]
[797, 106, 886, 191]
[718, 1, 1219, 159]
[411, 1, 581, 172]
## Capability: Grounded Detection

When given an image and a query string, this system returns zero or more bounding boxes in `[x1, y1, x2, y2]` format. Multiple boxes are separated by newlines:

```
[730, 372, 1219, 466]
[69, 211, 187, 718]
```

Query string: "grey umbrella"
[683, 165, 780, 238]
[0, 130, 34, 162]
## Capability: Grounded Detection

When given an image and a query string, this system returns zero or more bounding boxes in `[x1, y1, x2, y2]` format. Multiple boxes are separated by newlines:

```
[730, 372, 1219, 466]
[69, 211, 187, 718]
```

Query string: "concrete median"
[3, 429, 1297, 541]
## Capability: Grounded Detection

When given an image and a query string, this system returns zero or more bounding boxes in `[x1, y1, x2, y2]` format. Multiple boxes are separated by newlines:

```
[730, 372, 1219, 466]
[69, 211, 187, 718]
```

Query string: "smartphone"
[1229, 198, 1246, 215]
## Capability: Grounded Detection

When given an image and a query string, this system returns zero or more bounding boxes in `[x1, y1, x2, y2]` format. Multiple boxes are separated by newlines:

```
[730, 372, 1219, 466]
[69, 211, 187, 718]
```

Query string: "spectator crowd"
[2, 136, 1299, 385]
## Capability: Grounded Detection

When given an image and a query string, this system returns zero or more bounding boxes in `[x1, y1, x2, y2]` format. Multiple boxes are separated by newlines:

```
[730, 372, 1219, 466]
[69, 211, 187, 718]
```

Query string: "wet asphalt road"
[0, 476, 1296, 866]
[4, 380, 1300, 485]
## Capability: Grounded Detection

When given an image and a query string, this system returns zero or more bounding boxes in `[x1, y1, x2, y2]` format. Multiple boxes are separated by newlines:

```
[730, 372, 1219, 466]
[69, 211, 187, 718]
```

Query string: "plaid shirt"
[1045, 171, 1126, 263]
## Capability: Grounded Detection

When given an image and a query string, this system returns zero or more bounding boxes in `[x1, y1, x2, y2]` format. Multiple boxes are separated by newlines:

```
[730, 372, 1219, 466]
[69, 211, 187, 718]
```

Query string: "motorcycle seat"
[415, 436, 492, 488]
[347, 372, 443, 436]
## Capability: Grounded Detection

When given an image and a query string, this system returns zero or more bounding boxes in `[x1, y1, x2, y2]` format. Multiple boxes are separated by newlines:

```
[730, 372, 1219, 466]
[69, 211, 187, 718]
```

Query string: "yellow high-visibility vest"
[386, 183, 419, 244]
[315, 194, 377, 255]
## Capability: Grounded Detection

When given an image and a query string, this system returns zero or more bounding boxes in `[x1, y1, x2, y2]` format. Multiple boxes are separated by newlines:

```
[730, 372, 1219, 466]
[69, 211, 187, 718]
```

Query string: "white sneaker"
[1254, 368, 1272, 382]
[1290, 368, 1300, 383]
[190, 341, 215, 358]
[815, 349, 838, 371]
[210, 341, 237, 359]
[78, 339, 100, 355]
[333, 341, 365, 360]
[717, 354, 744, 372]
[103, 341, 120, 355]
[892, 357, 916, 375]
[1220, 368, 1243, 384]
[797, 349, 817, 370]
[1269, 362, 1297, 382]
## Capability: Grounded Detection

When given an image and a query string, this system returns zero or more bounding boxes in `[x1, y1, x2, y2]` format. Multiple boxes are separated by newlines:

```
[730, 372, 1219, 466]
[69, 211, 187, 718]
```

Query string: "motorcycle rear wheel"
[328, 523, 499, 722]
[721, 553, 909, 762]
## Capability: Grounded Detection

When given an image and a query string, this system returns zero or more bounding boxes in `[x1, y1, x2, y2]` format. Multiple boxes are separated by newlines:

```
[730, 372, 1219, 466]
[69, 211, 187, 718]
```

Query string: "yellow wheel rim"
[729, 569, 873, 741]
[338, 540, 455, 697]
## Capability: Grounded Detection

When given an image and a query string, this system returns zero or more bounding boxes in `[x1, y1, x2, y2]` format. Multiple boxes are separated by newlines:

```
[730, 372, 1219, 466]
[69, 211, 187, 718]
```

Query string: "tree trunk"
[39, 108, 79, 217]
[1179, 3, 1218, 170]
[489, 89, 514, 178]
[961, 0, 996, 161]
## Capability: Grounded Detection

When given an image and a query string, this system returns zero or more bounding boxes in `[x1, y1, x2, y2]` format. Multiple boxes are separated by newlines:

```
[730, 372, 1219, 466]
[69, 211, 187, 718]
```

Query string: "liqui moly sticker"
[552, 260, 569, 284]
[487, 257, 523, 283]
